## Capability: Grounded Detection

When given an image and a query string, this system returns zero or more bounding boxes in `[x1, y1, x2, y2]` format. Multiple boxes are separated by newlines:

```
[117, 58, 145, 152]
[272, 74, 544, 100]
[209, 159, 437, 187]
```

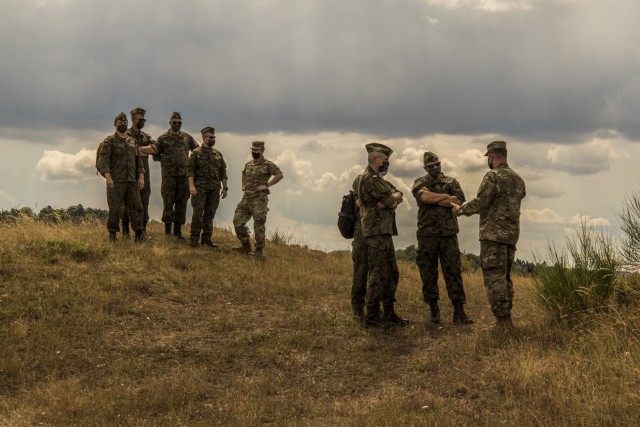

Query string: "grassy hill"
[1, 219, 639, 426]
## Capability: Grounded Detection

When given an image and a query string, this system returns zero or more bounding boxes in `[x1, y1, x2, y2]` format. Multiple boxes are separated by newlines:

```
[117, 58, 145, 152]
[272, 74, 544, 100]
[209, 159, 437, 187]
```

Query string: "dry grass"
[1, 219, 640, 426]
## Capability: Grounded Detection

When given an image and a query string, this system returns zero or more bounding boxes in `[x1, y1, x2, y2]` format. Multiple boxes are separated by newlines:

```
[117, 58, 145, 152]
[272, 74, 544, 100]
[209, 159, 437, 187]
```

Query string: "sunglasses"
[171, 121, 182, 125]
[425, 162, 441, 169]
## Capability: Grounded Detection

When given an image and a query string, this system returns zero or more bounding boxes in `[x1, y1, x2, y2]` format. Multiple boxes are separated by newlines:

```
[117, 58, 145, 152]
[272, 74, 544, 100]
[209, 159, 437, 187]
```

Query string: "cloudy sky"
[2, 0, 639, 260]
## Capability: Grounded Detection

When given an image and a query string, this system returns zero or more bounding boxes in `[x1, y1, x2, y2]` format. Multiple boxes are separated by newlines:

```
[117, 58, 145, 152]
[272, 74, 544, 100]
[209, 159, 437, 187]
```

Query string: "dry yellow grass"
[1, 219, 639, 426]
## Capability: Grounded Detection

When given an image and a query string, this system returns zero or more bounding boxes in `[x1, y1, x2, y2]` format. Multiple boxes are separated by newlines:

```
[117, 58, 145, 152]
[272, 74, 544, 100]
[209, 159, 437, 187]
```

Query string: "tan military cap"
[114, 112, 127, 123]
[485, 140, 507, 156]
[201, 126, 215, 134]
[423, 151, 439, 164]
[251, 141, 265, 150]
[365, 142, 393, 157]
[130, 107, 146, 117]
[170, 112, 182, 120]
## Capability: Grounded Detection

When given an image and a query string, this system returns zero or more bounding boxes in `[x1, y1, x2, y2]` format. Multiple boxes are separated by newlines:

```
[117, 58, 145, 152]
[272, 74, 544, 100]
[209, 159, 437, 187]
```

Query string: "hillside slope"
[1, 220, 639, 426]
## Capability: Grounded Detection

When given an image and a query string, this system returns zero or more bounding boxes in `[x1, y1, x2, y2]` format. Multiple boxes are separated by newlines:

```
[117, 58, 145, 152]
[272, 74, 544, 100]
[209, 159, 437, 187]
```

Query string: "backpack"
[338, 190, 358, 239]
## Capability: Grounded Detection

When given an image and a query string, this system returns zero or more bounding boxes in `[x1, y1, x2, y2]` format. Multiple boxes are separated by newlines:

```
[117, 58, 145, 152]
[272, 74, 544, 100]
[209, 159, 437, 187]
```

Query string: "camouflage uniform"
[97, 130, 144, 234]
[122, 123, 153, 231]
[187, 141, 227, 244]
[411, 172, 467, 304]
[458, 141, 526, 319]
[233, 146, 282, 250]
[151, 122, 198, 225]
[351, 174, 367, 313]
[359, 166, 400, 309]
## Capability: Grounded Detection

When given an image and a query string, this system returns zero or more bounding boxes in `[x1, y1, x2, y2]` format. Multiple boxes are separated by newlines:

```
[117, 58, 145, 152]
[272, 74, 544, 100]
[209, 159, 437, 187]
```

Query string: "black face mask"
[171, 123, 181, 132]
[208, 137, 215, 147]
[378, 160, 389, 176]
[488, 156, 494, 170]
[427, 166, 441, 177]
[117, 124, 127, 133]
[137, 120, 145, 130]
[252, 151, 261, 159]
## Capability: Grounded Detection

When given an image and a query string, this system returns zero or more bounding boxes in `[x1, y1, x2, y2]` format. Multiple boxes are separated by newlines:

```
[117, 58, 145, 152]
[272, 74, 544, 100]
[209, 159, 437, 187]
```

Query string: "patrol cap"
[365, 142, 393, 157]
[170, 112, 182, 121]
[114, 112, 127, 124]
[130, 107, 146, 117]
[485, 140, 507, 156]
[423, 151, 439, 164]
[201, 126, 215, 134]
[251, 141, 265, 150]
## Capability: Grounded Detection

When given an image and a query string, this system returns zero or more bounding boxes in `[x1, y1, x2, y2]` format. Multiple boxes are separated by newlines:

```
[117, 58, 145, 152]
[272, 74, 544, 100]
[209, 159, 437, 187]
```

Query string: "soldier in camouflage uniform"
[232, 141, 284, 257]
[121, 107, 154, 239]
[140, 112, 198, 239]
[350, 172, 368, 320]
[97, 112, 145, 242]
[453, 141, 526, 327]
[412, 151, 472, 325]
[187, 126, 228, 248]
[359, 143, 408, 327]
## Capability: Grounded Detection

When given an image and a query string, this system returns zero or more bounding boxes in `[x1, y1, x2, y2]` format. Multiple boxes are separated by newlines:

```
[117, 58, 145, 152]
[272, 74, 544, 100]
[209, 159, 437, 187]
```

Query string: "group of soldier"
[351, 141, 526, 329]
[96, 109, 283, 257]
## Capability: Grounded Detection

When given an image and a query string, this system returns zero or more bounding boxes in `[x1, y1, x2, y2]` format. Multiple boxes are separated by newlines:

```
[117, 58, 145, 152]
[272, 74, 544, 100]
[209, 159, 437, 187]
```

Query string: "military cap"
[170, 112, 182, 120]
[423, 151, 439, 164]
[251, 141, 265, 150]
[201, 126, 215, 134]
[485, 140, 507, 156]
[365, 142, 393, 157]
[114, 112, 127, 123]
[130, 107, 146, 117]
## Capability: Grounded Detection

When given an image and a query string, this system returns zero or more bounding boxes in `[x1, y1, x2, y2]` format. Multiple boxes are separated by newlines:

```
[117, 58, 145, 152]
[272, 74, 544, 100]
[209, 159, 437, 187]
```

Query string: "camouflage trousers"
[351, 222, 368, 307]
[233, 194, 269, 249]
[106, 181, 143, 233]
[122, 177, 151, 229]
[480, 240, 516, 318]
[416, 235, 466, 304]
[161, 175, 189, 224]
[190, 188, 220, 241]
[364, 235, 399, 307]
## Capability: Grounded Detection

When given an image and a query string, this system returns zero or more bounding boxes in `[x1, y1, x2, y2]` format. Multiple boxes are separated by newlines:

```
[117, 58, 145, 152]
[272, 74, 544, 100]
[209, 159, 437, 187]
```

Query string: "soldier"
[121, 107, 154, 239]
[187, 126, 228, 248]
[232, 141, 283, 257]
[350, 171, 367, 321]
[96, 112, 145, 242]
[139, 112, 198, 239]
[358, 143, 408, 327]
[453, 141, 526, 328]
[412, 151, 473, 325]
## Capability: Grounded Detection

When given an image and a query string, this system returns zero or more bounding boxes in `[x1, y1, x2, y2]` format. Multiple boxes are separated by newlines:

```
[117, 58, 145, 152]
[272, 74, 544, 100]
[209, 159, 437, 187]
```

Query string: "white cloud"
[422, 15, 439, 26]
[521, 208, 564, 224]
[36, 148, 95, 182]
[274, 149, 313, 185]
[458, 149, 485, 172]
[426, 0, 536, 12]
[569, 214, 610, 227]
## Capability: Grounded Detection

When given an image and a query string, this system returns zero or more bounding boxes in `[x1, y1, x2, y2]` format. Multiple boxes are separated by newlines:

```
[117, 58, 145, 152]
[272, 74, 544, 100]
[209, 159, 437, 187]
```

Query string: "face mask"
[208, 137, 215, 147]
[137, 120, 145, 130]
[427, 166, 441, 177]
[378, 160, 389, 176]
[252, 151, 261, 159]
[487, 156, 494, 170]
[117, 124, 127, 133]
[171, 122, 181, 132]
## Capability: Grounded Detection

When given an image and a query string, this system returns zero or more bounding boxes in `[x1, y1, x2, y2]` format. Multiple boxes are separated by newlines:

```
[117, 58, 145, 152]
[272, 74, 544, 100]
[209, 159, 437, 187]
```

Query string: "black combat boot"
[109, 231, 117, 242]
[134, 229, 144, 243]
[494, 314, 513, 331]
[164, 222, 172, 235]
[428, 300, 441, 324]
[383, 304, 409, 326]
[201, 236, 217, 248]
[452, 301, 474, 325]
[254, 247, 265, 258]
[121, 220, 130, 239]
[189, 236, 199, 247]
[173, 222, 185, 240]
[352, 304, 365, 321]
[233, 241, 252, 254]
[363, 305, 384, 328]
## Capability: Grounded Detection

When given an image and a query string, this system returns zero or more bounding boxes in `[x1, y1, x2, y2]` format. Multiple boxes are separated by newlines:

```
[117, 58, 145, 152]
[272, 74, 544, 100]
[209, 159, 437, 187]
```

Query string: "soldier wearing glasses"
[412, 151, 473, 325]
[140, 112, 198, 239]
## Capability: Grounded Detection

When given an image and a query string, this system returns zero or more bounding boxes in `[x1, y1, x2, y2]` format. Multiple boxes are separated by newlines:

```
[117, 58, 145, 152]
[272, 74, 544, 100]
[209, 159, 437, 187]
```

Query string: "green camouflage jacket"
[97, 133, 144, 183]
[126, 128, 153, 176]
[411, 173, 465, 237]
[242, 158, 282, 198]
[187, 146, 228, 191]
[459, 163, 526, 244]
[151, 130, 198, 177]
[358, 166, 399, 238]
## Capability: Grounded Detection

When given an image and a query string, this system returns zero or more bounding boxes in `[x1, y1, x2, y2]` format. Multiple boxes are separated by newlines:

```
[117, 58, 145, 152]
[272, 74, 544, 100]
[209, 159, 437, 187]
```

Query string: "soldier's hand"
[137, 178, 145, 190]
[106, 177, 115, 190]
[190, 186, 197, 196]
[452, 203, 461, 216]
[257, 184, 268, 192]
[221, 189, 228, 199]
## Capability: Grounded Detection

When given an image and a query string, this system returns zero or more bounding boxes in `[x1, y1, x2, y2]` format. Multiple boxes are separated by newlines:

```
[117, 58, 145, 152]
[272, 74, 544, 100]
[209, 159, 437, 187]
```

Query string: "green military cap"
[130, 107, 146, 117]
[251, 141, 265, 150]
[201, 126, 215, 134]
[423, 151, 439, 164]
[485, 140, 507, 156]
[365, 142, 393, 157]
[170, 112, 182, 120]
[114, 112, 127, 123]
